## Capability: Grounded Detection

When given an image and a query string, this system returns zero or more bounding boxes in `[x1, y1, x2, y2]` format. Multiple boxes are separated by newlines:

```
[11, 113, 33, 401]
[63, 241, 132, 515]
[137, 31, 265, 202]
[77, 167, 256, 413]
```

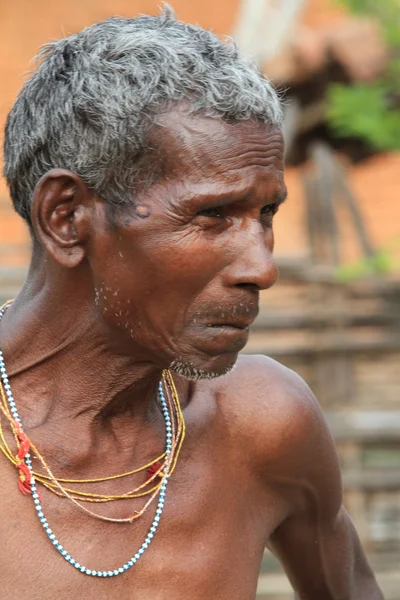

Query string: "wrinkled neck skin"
[0, 254, 176, 448]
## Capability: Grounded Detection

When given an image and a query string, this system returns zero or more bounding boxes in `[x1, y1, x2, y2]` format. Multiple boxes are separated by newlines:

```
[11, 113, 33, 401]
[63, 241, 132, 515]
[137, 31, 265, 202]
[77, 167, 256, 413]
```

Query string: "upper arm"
[231, 355, 382, 600]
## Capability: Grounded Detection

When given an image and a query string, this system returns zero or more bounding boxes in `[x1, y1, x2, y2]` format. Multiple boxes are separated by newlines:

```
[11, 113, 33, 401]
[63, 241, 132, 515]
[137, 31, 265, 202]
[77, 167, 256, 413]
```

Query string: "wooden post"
[233, 0, 305, 63]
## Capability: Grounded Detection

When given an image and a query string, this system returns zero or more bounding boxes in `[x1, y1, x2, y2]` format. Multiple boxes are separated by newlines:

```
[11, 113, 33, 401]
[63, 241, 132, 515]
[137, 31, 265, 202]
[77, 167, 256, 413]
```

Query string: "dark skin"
[0, 111, 382, 599]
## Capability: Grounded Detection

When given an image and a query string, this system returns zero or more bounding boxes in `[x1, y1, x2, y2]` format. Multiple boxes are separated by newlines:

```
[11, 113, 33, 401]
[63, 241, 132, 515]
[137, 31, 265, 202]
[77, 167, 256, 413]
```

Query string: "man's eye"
[261, 203, 279, 217]
[196, 207, 224, 219]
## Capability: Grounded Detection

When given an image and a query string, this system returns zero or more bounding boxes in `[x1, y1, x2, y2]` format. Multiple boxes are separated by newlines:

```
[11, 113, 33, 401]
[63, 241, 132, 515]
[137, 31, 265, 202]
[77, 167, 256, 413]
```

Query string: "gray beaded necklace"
[0, 302, 172, 577]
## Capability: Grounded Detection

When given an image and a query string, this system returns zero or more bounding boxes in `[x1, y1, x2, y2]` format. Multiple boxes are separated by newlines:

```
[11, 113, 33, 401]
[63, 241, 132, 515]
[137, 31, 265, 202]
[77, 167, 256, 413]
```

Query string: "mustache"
[193, 301, 259, 323]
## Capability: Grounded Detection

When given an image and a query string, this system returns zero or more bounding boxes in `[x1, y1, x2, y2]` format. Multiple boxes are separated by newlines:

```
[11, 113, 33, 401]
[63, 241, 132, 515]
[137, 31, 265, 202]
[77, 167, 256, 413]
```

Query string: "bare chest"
[0, 449, 281, 600]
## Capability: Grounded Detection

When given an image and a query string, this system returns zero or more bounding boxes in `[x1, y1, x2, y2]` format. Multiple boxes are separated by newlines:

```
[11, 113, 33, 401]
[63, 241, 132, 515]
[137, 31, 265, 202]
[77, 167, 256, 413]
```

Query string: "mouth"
[185, 317, 253, 360]
[207, 323, 251, 331]
[202, 323, 251, 355]
[191, 303, 258, 342]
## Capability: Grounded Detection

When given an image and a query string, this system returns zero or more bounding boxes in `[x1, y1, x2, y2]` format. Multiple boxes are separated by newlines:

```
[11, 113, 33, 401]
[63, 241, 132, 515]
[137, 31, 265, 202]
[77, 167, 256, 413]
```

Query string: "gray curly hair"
[3, 5, 282, 229]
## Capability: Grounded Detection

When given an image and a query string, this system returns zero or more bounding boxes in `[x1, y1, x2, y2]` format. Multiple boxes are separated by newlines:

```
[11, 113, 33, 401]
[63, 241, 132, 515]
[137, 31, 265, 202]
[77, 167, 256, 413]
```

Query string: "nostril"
[236, 283, 260, 293]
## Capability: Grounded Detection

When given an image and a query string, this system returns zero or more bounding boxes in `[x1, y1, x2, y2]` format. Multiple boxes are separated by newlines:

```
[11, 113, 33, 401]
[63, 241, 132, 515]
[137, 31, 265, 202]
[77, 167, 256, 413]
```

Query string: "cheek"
[92, 228, 234, 334]
[140, 229, 232, 294]
[91, 265, 196, 349]
[93, 282, 168, 353]
[94, 282, 136, 330]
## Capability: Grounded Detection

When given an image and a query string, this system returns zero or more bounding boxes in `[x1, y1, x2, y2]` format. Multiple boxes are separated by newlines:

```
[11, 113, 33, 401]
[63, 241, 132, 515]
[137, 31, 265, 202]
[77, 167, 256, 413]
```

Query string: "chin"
[169, 354, 238, 381]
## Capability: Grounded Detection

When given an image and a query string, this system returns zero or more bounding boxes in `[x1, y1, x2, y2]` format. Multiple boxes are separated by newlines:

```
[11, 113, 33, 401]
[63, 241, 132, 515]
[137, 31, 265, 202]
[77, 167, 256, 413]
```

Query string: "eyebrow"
[188, 183, 288, 209]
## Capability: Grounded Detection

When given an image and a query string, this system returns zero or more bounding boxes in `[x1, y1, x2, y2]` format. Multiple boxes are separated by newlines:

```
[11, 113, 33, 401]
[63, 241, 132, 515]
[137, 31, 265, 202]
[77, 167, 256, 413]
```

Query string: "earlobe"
[31, 169, 91, 268]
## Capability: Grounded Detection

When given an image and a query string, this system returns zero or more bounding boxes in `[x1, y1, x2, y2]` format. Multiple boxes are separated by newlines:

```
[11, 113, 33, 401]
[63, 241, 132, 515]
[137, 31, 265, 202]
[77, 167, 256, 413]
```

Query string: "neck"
[0, 261, 185, 441]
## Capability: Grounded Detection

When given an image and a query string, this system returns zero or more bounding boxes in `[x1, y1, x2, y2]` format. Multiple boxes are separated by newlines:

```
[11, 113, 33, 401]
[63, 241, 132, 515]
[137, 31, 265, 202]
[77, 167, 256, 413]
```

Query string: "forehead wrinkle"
[154, 110, 283, 178]
[185, 136, 284, 181]
[175, 143, 284, 186]
[192, 135, 282, 164]
[170, 167, 285, 212]
[212, 154, 283, 176]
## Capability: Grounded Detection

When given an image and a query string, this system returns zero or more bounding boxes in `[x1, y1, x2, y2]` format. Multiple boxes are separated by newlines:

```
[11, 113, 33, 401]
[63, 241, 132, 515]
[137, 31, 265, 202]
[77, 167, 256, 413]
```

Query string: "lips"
[207, 322, 251, 330]
[205, 311, 257, 330]
[193, 301, 259, 332]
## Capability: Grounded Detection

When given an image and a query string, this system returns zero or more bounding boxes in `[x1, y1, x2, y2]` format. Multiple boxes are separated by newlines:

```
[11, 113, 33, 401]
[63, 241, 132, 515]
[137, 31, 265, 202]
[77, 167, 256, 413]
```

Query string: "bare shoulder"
[208, 354, 343, 516]
[211, 353, 321, 439]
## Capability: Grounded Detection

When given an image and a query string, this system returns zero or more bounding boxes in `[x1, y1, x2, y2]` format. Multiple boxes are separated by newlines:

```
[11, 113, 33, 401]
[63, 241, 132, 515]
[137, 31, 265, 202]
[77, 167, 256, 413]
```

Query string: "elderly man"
[0, 7, 382, 600]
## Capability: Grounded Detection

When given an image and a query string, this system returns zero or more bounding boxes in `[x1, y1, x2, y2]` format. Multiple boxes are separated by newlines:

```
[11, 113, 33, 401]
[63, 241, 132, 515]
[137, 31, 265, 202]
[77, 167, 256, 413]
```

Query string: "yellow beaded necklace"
[0, 300, 186, 523]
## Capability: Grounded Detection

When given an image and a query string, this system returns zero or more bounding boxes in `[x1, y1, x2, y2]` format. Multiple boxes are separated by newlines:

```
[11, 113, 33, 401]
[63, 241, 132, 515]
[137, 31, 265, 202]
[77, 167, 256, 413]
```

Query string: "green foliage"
[336, 251, 393, 281]
[327, 0, 400, 152]
[336, 238, 400, 281]
[327, 83, 400, 151]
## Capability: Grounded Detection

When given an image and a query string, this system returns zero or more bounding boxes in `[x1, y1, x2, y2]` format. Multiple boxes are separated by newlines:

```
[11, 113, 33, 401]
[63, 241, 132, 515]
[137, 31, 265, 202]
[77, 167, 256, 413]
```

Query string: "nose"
[225, 227, 278, 292]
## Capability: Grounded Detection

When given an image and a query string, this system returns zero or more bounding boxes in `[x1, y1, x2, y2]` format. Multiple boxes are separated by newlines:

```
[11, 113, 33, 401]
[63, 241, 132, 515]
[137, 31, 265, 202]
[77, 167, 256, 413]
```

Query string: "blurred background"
[0, 1, 399, 598]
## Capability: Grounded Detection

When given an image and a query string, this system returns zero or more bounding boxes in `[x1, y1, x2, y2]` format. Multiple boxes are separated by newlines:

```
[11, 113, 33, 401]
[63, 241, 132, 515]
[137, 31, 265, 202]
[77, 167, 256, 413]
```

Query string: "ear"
[30, 169, 93, 268]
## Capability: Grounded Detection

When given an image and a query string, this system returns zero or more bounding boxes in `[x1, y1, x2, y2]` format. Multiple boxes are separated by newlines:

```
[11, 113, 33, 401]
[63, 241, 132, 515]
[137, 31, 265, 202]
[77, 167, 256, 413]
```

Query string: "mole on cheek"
[135, 205, 151, 219]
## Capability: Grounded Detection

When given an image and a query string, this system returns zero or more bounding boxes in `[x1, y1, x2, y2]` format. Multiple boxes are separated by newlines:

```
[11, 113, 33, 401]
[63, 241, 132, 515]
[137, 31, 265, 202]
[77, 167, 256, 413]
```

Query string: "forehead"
[152, 110, 284, 192]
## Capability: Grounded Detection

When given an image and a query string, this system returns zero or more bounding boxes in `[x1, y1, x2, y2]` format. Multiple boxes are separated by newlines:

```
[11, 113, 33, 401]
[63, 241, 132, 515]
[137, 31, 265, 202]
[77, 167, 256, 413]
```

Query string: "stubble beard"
[169, 358, 237, 381]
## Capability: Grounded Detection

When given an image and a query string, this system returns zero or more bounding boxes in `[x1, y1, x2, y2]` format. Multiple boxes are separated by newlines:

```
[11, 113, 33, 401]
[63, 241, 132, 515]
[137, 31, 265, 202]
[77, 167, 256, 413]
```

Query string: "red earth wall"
[1, 0, 399, 268]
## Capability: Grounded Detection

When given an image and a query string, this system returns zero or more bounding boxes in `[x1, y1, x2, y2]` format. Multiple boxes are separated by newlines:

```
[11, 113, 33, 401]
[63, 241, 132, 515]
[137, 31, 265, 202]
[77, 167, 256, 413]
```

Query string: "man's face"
[89, 111, 286, 379]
